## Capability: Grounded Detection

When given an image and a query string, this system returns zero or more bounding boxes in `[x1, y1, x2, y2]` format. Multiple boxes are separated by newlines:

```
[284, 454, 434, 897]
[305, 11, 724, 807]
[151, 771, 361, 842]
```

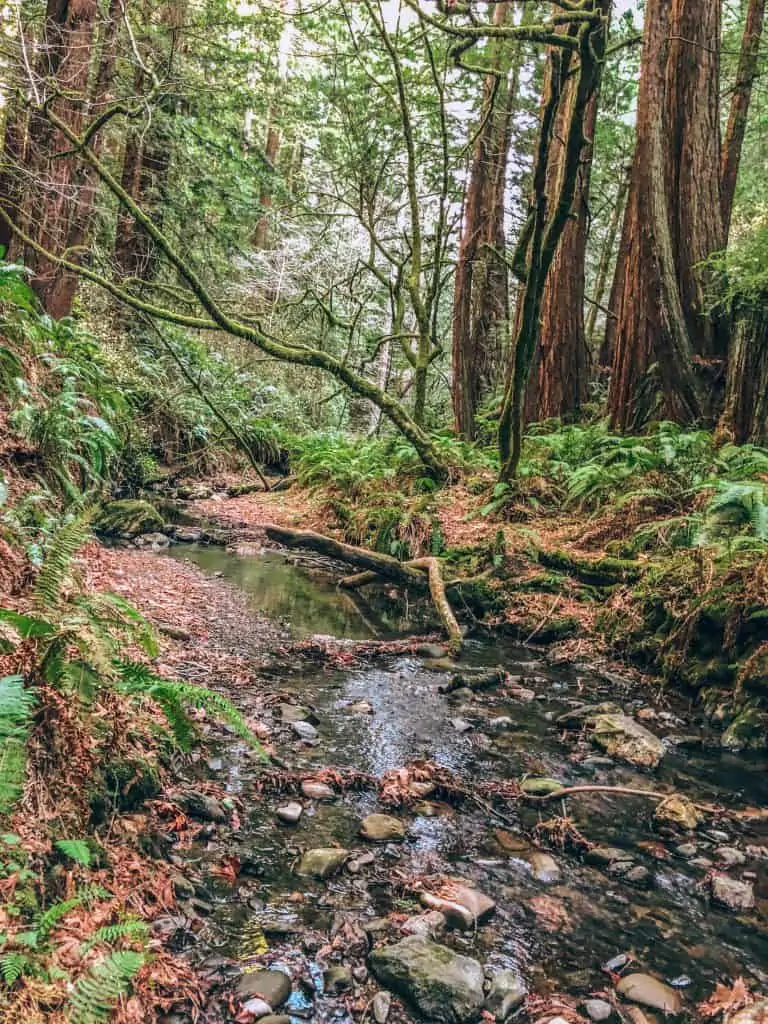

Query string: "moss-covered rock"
[721, 705, 768, 751]
[95, 499, 165, 538]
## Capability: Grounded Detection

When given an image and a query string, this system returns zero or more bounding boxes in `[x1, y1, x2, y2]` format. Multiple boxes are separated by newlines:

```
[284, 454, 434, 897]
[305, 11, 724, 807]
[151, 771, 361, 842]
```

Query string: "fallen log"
[264, 525, 463, 650]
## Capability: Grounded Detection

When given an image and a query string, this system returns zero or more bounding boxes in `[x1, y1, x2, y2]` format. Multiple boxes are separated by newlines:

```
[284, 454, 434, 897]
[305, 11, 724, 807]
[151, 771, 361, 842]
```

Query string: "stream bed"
[160, 543, 768, 1023]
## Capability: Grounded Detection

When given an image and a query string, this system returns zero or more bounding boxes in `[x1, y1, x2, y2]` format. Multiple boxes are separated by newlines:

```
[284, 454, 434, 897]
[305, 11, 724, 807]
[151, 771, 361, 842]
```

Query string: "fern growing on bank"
[67, 949, 145, 1024]
[0, 676, 36, 816]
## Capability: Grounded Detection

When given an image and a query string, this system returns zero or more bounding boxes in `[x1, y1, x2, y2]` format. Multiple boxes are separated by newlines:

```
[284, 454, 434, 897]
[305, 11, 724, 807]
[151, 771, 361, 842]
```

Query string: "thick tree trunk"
[452, 2, 522, 440]
[526, 0, 611, 424]
[721, 0, 766, 238]
[717, 301, 768, 445]
[607, 0, 723, 431]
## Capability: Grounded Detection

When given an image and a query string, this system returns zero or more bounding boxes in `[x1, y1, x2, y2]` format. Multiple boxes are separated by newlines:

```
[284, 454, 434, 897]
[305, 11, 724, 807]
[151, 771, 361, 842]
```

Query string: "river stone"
[711, 874, 755, 911]
[616, 974, 682, 1014]
[276, 802, 303, 825]
[586, 846, 633, 867]
[373, 991, 393, 1024]
[715, 846, 746, 867]
[237, 969, 292, 1007]
[324, 964, 353, 994]
[556, 701, 622, 728]
[242, 998, 272, 1018]
[301, 780, 335, 801]
[369, 936, 485, 1024]
[280, 704, 312, 723]
[494, 830, 531, 854]
[521, 777, 563, 796]
[134, 531, 170, 549]
[420, 882, 496, 929]
[654, 795, 701, 830]
[258, 1017, 291, 1024]
[485, 970, 528, 1020]
[179, 790, 227, 823]
[728, 999, 768, 1024]
[592, 714, 665, 768]
[348, 700, 373, 714]
[292, 720, 319, 741]
[361, 814, 407, 843]
[401, 911, 447, 940]
[452, 718, 473, 733]
[528, 852, 561, 883]
[296, 848, 349, 879]
[583, 999, 613, 1022]
[488, 717, 514, 732]
[416, 643, 449, 659]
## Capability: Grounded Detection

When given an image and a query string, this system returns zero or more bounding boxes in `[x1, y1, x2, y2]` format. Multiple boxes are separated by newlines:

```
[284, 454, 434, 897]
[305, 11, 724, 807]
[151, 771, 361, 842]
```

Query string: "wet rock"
[237, 969, 292, 1008]
[178, 791, 227, 823]
[711, 874, 755, 911]
[592, 714, 665, 768]
[347, 851, 376, 874]
[324, 965, 353, 994]
[291, 721, 318, 741]
[95, 499, 165, 538]
[721, 709, 768, 751]
[494, 830, 530, 854]
[373, 991, 392, 1024]
[296, 848, 349, 879]
[485, 970, 528, 1020]
[134, 532, 170, 549]
[654, 795, 701, 830]
[401, 911, 447, 940]
[242, 998, 272, 1018]
[361, 814, 406, 843]
[301, 780, 335, 801]
[280, 704, 314, 724]
[521, 777, 563, 796]
[277, 802, 303, 825]
[528, 852, 561, 883]
[258, 1017, 291, 1024]
[586, 847, 632, 867]
[171, 526, 203, 543]
[420, 882, 496, 929]
[488, 717, 514, 732]
[714, 846, 746, 867]
[625, 865, 651, 886]
[348, 700, 373, 714]
[690, 856, 714, 870]
[616, 974, 682, 1014]
[369, 936, 485, 1024]
[556, 701, 622, 728]
[728, 999, 768, 1024]
[583, 999, 613, 1022]
[416, 643, 450, 659]
[675, 843, 697, 858]
[452, 718, 473, 733]
[603, 954, 630, 972]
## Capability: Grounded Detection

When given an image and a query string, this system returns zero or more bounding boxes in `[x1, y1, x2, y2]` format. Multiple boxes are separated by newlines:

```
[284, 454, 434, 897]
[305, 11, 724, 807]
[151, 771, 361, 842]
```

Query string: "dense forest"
[1, 1, 768, 1022]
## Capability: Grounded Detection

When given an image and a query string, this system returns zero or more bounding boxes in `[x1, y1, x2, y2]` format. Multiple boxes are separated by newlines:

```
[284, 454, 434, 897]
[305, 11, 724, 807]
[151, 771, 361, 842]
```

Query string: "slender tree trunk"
[526, 0, 611, 424]
[717, 301, 768, 444]
[452, 3, 534, 440]
[253, 122, 281, 249]
[0, 102, 28, 255]
[591, 164, 630, 362]
[607, 0, 723, 430]
[721, 0, 766, 238]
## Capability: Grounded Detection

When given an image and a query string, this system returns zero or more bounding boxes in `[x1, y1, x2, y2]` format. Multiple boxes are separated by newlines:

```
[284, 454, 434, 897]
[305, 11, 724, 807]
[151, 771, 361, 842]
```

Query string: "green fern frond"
[67, 950, 145, 1024]
[33, 512, 94, 611]
[55, 839, 92, 867]
[38, 887, 109, 938]
[0, 675, 36, 816]
[79, 919, 148, 955]
[116, 661, 265, 758]
[0, 951, 31, 986]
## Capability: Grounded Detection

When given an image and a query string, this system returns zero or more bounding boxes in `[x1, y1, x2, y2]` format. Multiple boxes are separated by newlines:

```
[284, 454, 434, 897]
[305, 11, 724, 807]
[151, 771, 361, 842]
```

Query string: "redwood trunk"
[717, 301, 768, 444]
[607, 0, 724, 430]
[253, 123, 281, 250]
[721, 0, 766, 238]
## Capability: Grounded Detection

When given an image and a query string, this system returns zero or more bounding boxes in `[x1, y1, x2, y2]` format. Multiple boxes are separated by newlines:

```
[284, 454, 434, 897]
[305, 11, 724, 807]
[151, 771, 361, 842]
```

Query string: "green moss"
[95, 499, 164, 538]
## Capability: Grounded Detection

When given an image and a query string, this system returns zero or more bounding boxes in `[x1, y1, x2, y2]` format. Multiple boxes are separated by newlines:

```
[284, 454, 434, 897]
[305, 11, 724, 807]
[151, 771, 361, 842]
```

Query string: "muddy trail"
[122, 529, 768, 1024]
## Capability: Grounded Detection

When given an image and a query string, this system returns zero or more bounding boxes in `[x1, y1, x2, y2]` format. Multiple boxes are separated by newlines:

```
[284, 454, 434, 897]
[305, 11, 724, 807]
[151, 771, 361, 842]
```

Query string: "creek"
[160, 542, 768, 1022]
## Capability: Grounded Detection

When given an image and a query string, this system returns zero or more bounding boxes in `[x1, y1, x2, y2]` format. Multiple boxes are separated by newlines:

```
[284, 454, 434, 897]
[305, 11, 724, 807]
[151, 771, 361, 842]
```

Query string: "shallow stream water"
[162, 543, 768, 1020]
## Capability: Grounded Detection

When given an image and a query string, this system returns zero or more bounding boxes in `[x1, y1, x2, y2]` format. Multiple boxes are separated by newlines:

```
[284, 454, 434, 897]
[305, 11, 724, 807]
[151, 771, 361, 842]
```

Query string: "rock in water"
[420, 882, 496, 930]
[301, 780, 335, 801]
[583, 999, 613, 1021]
[591, 714, 665, 768]
[654, 795, 701, 830]
[369, 936, 485, 1024]
[520, 778, 563, 796]
[237, 969, 292, 1008]
[615, 974, 682, 1014]
[528, 852, 561, 883]
[485, 970, 528, 1020]
[291, 721, 319, 741]
[360, 814, 406, 843]
[324, 965, 353, 994]
[401, 911, 447, 940]
[373, 991, 393, 1024]
[276, 802, 303, 825]
[711, 874, 755, 911]
[296, 848, 349, 879]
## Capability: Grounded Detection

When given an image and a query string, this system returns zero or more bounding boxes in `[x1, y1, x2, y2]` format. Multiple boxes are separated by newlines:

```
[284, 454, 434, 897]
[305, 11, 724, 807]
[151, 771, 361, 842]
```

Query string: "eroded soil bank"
[87, 490, 768, 1024]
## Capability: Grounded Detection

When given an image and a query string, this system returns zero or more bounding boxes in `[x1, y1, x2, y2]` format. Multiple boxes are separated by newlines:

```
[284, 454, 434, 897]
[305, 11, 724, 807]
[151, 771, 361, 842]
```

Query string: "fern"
[0, 676, 36, 816]
[115, 661, 265, 757]
[55, 839, 92, 867]
[79, 919, 148, 954]
[37, 887, 108, 938]
[67, 950, 145, 1024]
[33, 512, 93, 611]
[0, 950, 31, 986]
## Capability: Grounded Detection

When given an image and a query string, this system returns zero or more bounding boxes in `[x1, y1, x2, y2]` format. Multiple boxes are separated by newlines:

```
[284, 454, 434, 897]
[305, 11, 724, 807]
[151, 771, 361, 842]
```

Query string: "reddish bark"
[253, 123, 281, 250]
[607, 0, 724, 430]
[721, 0, 766, 238]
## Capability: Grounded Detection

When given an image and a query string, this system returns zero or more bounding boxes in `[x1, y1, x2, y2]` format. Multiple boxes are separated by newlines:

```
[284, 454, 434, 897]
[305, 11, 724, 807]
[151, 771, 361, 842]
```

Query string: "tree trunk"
[253, 122, 281, 249]
[452, 2, 524, 440]
[717, 301, 768, 445]
[591, 164, 630, 363]
[526, 0, 611, 424]
[607, 0, 723, 431]
[0, 101, 28, 255]
[114, 123, 172, 282]
[721, 0, 766, 238]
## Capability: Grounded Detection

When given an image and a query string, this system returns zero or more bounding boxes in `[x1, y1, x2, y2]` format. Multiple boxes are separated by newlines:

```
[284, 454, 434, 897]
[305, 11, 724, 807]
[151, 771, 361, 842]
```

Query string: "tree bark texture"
[717, 302, 768, 445]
